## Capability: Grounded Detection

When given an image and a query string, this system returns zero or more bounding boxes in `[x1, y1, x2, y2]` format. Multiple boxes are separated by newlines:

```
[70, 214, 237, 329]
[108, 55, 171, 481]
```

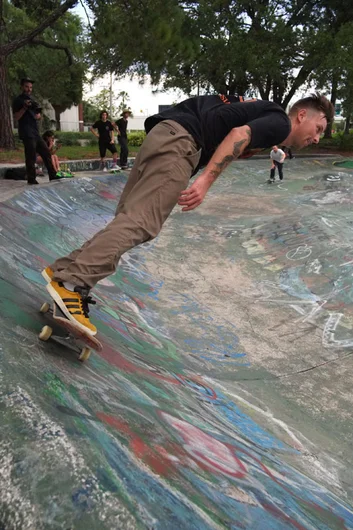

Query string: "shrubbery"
[13, 130, 147, 147]
[55, 131, 93, 146]
[317, 131, 353, 151]
[127, 131, 146, 146]
[53, 130, 146, 147]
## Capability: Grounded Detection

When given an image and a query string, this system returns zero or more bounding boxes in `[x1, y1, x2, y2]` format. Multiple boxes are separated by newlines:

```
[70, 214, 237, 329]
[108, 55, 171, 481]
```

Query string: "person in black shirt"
[12, 78, 61, 185]
[115, 109, 131, 169]
[90, 111, 119, 171]
[281, 145, 294, 159]
[43, 93, 334, 336]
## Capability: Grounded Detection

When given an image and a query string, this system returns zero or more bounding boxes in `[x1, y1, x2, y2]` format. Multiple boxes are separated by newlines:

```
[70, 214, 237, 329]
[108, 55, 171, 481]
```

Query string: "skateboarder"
[115, 109, 131, 169]
[42, 93, 334, 335]
[268, 145, 286, 183]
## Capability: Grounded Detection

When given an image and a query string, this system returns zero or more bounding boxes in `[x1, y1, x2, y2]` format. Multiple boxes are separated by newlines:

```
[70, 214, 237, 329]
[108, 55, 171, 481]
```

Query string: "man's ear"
[297, 108, 307, 123]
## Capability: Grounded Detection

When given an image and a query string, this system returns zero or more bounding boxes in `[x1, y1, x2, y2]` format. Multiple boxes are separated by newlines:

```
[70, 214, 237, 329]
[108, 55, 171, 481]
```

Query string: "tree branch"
[30, 38, 73, 65]
[1, 0, 77, 56]
[282, 64, 313, 109]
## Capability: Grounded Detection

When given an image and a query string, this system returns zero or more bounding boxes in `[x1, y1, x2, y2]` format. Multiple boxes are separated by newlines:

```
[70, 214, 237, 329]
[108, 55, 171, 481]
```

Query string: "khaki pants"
[52, 120, 201, 288]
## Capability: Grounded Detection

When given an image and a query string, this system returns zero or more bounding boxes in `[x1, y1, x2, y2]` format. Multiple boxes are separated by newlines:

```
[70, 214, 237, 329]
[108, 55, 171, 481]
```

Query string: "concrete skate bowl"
[1, 161, 353, 529]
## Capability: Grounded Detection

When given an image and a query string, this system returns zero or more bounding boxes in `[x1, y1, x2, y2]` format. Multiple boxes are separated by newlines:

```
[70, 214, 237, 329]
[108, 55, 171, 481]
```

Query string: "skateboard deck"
[39, 301, 102, 362]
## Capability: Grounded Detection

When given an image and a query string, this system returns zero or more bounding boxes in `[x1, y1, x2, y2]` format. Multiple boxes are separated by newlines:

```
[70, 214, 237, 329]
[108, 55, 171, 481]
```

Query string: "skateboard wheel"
[78, 347, 91, 362]
[40, 302, 50, 313]
[39, 325, 53, 341]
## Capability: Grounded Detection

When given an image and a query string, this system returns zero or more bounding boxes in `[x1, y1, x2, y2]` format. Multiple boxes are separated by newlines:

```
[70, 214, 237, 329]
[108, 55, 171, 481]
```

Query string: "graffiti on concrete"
[0, 168, 353, 528]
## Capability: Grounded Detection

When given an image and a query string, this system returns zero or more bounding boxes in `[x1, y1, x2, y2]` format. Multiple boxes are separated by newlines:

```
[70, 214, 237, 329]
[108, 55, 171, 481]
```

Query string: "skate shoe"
[42, 266, 54, 282]
[46, 281, 97, 336]
[56, 171, 74, 179]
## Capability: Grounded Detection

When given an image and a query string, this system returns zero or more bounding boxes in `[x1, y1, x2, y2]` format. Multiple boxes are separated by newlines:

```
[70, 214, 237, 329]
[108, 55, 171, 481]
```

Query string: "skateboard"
[38, 301, 102, 362]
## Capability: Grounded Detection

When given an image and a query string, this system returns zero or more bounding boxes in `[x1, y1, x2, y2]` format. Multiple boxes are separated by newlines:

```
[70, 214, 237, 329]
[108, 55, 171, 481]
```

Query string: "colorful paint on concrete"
[0, 160, 353, 529]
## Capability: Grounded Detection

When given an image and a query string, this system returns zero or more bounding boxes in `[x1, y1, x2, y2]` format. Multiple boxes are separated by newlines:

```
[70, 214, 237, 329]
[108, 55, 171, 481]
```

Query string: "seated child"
[42, 131, 74, 178]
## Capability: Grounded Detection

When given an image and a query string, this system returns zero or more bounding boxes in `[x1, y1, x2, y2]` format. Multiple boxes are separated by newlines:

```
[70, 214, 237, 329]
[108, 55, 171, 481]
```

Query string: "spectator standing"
[12, 78, 62, 185]
[282, 145, 294, 159]
[115, 110, 131, 169]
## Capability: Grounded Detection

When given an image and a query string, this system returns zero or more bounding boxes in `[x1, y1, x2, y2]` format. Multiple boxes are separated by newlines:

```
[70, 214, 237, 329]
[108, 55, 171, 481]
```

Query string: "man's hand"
[178, 174, 211, 211]
[24, 100, 32, 108]
[35, 112, 41, 120]
[110, 140, 114, 144]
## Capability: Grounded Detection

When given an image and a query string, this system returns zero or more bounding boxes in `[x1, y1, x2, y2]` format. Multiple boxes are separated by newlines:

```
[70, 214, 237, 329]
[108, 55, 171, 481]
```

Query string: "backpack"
[4, 167, 27, 180]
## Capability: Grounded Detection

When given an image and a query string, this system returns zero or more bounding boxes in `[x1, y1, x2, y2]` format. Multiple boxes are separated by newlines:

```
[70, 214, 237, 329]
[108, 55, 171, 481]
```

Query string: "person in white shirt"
[268, 145, 286, 183]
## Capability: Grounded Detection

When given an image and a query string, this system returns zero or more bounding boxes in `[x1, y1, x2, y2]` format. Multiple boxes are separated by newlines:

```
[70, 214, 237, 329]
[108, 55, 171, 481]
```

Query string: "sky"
[73, 4, 187, 116]
[85, 74, 187, 117]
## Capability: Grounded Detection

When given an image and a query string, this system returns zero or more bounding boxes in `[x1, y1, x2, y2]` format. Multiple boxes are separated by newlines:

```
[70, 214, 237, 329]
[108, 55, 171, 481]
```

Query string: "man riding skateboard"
[42, 93, 334, 336]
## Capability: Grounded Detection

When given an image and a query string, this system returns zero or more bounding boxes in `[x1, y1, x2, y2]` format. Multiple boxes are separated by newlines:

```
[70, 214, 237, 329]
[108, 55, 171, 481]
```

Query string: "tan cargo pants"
[52, 120, 201, 288]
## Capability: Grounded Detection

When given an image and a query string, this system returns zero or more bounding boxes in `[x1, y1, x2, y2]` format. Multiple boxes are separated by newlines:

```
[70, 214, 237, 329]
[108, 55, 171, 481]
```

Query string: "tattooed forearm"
[210, 137, 248, 179]
[204, 127, 252, 183]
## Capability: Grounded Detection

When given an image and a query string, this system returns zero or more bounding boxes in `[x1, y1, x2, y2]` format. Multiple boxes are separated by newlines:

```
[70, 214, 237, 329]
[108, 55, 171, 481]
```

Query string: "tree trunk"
[324, 74, 338, 139]
[344, 115, 350, 135]
[0, 54, 16, 149]
[54, 107, 62, 131]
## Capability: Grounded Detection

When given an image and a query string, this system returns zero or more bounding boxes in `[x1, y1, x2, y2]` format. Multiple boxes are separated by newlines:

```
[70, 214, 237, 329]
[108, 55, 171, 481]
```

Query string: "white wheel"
[40, 302, 50, 313]
[78, 347, 91, 362]
[39, 325, 53, 341]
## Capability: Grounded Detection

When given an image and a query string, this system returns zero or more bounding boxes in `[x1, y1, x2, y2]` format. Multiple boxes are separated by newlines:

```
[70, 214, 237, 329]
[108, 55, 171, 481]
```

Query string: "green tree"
[116, 90, 132, 115]
[82, 99, 100, 124]
[0, 0, 80, 149]
[8, 10, 85, 123]
[87, 88, 119, 117]
[87, 0, 195, 84]
[87, 0, 353, 113]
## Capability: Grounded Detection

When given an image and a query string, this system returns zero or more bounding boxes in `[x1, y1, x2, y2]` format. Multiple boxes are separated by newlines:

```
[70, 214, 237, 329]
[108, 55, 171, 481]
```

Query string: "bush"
[12, 129, 145, 149]
[334, 120, 345, 133]
[128, 131, 146, 146]
[337, 131, 353, 150]
[54, 131, 93, 146]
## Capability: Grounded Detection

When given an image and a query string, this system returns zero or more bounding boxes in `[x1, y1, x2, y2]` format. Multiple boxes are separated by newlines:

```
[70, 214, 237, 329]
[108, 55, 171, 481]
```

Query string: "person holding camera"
[12, 78, 63, 185]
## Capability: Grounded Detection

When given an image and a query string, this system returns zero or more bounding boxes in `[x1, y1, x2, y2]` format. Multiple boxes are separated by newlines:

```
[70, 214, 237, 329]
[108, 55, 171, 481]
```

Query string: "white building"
[60, 105, 84, 132]
[126, 115, 147, 131]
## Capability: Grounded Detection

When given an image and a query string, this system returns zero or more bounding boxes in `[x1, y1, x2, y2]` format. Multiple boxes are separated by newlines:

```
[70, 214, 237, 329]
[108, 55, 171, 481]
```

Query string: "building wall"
[60, 105, 80, 131]
[126, 115, 147, 131]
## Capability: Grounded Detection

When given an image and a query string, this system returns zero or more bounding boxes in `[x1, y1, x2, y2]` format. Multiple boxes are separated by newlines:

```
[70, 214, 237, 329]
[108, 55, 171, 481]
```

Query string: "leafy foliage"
[86, 0, 353, 112]
[5, 3, 86, 109]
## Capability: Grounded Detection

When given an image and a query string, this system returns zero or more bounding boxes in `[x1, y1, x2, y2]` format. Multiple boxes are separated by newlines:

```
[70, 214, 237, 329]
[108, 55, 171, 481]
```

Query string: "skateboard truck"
[38, 301, 102, 362]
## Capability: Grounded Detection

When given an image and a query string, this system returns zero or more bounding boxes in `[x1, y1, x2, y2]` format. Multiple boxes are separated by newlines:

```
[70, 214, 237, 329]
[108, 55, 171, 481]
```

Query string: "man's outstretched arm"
[178, 125, 251, 211]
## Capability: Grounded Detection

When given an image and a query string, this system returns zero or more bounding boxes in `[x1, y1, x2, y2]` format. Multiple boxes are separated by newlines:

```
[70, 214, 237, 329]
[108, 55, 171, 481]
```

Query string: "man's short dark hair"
[289, 93, 334, 124]
[20, 77, 34, 85]
[100, 110, 108, 119]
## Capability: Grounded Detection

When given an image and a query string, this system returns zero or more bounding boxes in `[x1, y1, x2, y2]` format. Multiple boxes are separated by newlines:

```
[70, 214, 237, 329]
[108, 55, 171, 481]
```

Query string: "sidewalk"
[0, 157, 135, 179]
